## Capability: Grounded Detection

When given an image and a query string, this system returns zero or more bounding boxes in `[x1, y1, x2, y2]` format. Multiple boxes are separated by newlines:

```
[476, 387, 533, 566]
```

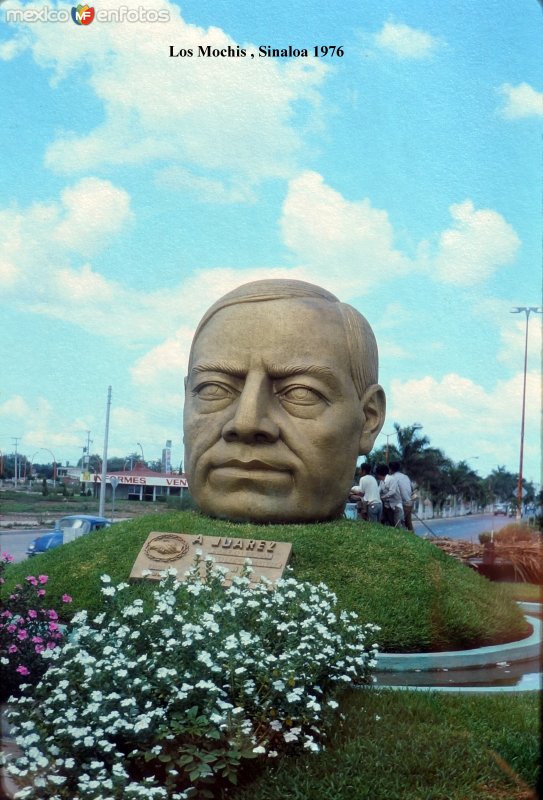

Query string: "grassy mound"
[4, 511, 530, 653]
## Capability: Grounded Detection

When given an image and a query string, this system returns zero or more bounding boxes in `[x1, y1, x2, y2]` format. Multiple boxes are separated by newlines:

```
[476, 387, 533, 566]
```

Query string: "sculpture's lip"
[213, 458, 290, 472]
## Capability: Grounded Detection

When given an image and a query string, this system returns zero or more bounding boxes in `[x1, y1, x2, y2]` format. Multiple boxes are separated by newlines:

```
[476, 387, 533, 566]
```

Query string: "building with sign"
[82, 462, 188, 502]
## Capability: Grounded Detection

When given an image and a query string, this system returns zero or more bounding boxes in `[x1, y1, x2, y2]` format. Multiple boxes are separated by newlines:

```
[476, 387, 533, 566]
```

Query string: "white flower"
[252, 745, 266, 754]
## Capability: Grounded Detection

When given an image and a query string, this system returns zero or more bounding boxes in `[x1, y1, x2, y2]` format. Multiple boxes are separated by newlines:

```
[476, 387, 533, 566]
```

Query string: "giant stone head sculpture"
[183, 279, 386, 523]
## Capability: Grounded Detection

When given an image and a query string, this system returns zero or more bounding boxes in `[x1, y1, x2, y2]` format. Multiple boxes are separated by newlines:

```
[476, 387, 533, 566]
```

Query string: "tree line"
[365, 423, 536, 512]
[0, 425, 537, 511]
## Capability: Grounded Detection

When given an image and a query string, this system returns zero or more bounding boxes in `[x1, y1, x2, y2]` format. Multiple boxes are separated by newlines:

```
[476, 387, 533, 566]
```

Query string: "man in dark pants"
[389, 460, 414, 531]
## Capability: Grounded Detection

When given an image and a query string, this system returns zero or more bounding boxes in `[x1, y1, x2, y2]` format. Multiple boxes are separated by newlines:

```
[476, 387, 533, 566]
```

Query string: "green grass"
[3, 511, 530, 653]
[501, 583, 542, 603]
[234, 689, 540, 800]
[0, 488, 157, 516]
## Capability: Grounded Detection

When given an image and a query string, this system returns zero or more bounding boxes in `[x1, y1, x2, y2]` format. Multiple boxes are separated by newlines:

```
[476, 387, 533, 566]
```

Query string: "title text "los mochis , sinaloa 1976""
[169, 45, 344, 59]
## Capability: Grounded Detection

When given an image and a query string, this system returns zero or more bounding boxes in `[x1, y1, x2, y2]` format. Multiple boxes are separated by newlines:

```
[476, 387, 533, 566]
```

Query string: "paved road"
[413, 513, 512, 541]
[0, 529, 48, 563]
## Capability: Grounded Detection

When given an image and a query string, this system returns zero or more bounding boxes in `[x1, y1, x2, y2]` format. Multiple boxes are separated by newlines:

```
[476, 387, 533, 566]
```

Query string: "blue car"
[26, 514, 111, 556]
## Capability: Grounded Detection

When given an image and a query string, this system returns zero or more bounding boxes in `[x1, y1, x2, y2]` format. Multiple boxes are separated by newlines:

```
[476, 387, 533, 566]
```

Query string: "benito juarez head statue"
[183, 279, 386, 523]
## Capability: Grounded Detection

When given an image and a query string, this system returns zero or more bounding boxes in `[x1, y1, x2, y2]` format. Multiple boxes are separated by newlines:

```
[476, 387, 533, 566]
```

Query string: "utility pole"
[510, 307, 542, 519]
[98, 387, 112, 518]
[12, 437, 20, 485]
[83, 430, 92, 469]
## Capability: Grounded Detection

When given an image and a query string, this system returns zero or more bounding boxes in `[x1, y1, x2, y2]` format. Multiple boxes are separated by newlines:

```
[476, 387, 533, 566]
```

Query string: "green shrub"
[0, 555, 72, 701]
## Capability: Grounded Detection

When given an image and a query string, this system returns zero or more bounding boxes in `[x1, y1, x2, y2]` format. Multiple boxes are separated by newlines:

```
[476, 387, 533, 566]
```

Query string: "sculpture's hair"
[188, 279, 379, 399]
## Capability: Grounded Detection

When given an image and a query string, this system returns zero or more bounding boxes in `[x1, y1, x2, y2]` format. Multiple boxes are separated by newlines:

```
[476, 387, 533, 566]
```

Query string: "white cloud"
[498, 314, 543, 371]
[498, 82, 543, 119]
[374, 20, 442, 60]
[131, 326, 195, 387]
[0, 394, 88, 454]
[0, 35, 28, 61]
[387, 371, 541, 479]
[472, 298, 542, 373]
[4, 0, 329, 194]
[429, 200, 520, 285]
[53, 178, 133, 255]
[281, 171, 412, 293]
[155, 167, 256, 204]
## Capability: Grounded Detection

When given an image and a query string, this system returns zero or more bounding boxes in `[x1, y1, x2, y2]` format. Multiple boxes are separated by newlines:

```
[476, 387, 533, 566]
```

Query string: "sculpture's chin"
[195, 496, 346, 525]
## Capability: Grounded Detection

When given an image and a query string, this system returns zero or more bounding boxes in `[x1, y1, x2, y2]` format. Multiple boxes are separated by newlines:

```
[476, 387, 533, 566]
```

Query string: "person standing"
[389, 461, 415, 532]
[377, 463, 405, 528]
[357, 463, 382, 523]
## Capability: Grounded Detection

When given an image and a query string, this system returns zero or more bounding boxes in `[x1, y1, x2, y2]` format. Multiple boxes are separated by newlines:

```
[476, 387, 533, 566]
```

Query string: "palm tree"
[391, 423, 435, 485]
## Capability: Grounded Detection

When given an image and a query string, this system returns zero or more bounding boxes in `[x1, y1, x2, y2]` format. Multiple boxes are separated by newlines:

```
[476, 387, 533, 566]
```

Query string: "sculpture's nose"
[221, 373, 280, 444]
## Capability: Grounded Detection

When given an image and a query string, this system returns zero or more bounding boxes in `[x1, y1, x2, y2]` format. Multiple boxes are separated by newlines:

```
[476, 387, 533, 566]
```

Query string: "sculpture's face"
[184, 298, 379, 522]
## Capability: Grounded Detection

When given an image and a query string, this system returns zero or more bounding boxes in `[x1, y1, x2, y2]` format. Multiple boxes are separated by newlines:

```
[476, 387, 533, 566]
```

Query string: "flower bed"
[4, 557, 379, 799]
[0, 553, 72, 702]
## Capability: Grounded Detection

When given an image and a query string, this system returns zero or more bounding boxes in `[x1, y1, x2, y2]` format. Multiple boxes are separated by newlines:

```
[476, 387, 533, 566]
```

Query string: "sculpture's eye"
[279, 385, 324, 406]
[194, 382, 233, 401]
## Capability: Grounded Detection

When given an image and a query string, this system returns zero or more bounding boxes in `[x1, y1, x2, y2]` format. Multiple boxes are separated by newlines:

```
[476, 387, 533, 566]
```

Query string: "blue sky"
[0, 0, 541, 483]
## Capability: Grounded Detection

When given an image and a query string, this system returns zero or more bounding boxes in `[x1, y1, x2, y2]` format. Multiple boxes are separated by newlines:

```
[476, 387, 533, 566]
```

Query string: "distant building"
[82, 462, 188, 502]
[56, 466, 82, 485]
[161, 439, 172, 474]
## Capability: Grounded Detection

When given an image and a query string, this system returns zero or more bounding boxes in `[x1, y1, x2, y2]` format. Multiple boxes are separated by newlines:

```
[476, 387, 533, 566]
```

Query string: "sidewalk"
[0, 514, 55, 529]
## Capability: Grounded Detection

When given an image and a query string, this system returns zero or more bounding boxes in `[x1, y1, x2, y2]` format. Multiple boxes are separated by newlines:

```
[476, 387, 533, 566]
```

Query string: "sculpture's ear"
[358, 384, 386, 454]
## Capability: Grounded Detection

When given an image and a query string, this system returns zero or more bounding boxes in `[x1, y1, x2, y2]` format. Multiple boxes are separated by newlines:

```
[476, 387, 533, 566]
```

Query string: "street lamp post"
[137, 442, 145, 465]
[510, 306, 542, 519]
[379, 432, 395, 465]
[30, 448, 57, 488]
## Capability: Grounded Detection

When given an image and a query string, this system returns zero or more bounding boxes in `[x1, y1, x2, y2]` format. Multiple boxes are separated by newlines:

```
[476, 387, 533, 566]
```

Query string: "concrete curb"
[518, 601, 542, 616]
[377, 615, 541, 672]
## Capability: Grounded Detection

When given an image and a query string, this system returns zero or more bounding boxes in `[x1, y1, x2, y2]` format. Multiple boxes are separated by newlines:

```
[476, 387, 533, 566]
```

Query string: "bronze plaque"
[130, 531, 292, 585]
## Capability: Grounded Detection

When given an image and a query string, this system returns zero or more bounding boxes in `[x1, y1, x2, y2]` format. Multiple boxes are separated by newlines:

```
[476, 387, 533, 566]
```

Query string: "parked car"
[26, 514, 111, 556]
[493, 503, 508, 516]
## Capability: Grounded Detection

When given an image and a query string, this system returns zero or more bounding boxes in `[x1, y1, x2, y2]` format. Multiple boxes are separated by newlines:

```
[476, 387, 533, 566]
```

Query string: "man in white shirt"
[389, 461, 414, 531]
[356, 463, 382, 523]
[377, 464, 405, 528]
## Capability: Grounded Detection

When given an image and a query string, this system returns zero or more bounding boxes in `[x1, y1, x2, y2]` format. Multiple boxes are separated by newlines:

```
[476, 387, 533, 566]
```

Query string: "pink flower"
[62, 594, 73, 603]
[46, 641, 56, 650]
[38, 575, 48, 584]
[27, 610, 38, 619]
[1, 552, 14, 562]
[7, 624, 16, 633]
[8, 645, 18, 654]
[48, 610, 58, 621]
[17, 629, 28, 640]
[16, 665, 30, 676]
[48, 622, 59, 632]
[37, 589, 46, 598]
[1, 610, 13, 618]
[26, 576, 38, 586]
[35, 644, 45, 653]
